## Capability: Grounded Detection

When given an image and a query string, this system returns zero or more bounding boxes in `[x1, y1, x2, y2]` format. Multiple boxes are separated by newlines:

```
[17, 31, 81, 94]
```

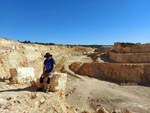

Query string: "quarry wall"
[0, 37, 93, 79]
[70, 62, 150, 84]
[108, 51, 150, 63]
[94, 46, 113, 53]
[1, 37, 150, 85]
[114, 43, 150, 53]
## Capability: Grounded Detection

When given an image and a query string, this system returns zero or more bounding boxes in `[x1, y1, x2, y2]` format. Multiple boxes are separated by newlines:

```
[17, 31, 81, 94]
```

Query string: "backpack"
[51, 58, 56, 69]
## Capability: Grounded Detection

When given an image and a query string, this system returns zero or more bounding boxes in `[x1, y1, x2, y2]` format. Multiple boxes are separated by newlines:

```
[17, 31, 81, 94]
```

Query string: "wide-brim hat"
[44, 52, 52, 58]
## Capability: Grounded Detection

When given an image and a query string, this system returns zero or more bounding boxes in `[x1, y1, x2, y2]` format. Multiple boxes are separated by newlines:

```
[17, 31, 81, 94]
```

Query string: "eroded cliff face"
[0, 37, 93, 79]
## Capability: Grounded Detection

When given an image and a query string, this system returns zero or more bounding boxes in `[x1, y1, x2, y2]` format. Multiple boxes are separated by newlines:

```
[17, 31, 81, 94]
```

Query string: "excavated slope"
[0, 37, 93, 79]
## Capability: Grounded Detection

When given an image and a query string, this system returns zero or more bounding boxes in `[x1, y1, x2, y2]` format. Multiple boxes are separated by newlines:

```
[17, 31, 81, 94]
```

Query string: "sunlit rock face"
[114, 43, 150, 53]
[10, 67, 35, 84]
[108, 43, 150, 63]
[69, 43, 150, 84]
[50, 73, 67, 92]
[0, 37, 93, 79]
[108, 51, 150, 63]
[70, 62, 150, 84]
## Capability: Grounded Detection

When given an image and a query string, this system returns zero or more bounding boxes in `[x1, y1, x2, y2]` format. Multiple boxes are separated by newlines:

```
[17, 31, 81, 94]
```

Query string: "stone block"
[50, 73, 67, 92]
[0, 66, 5, 78]
[10, 67, 35, 84]
[36, 72, 67, 92]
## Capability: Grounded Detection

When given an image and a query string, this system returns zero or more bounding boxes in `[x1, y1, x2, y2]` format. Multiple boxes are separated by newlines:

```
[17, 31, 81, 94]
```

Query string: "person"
[37, 52, 56, 92]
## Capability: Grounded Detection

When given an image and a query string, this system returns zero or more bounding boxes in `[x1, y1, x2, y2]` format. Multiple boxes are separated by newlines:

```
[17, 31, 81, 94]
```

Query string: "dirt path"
[62, 55, 92, 77]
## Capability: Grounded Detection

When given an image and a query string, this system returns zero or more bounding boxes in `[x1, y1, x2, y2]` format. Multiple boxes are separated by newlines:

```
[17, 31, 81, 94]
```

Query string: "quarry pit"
[0, 37, 150, 113]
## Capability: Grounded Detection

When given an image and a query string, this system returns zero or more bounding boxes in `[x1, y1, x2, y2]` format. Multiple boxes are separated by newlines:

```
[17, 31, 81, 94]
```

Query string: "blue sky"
[0, 0, 150, 45]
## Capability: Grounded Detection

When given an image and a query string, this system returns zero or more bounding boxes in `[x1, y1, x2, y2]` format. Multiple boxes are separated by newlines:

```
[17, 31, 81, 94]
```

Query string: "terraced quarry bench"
[69, 43, 150, 85]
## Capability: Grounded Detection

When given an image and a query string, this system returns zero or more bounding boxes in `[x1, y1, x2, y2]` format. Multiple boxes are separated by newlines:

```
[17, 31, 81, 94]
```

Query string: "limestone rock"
[69, 62, 150, 84]
[95, 46, 113, 53]
[97, 107, 109, 113]
[0, 37, 93, 79]
[50, 73, 67, 92]
[10, 67, 35, 84]
[36, 72, 67, 92]
[108, 51, 150, 63]
[114, 43, 150, 53]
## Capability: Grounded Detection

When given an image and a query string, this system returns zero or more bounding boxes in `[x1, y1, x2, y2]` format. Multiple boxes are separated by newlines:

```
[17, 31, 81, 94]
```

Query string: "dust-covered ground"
[65, 75, 150, 113]
[64, 55, 150, 113]
[0, 82, 68, 113]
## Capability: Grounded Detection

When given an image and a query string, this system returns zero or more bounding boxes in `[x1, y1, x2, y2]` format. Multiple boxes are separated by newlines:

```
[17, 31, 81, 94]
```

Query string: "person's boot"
[45, 77, 51, 93]
[46, 84, 50, 93]
[37, 77, 44, 91]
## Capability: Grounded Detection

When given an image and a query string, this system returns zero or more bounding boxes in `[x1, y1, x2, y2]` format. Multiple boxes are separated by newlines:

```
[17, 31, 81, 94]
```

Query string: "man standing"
[37, 52, 56, 92]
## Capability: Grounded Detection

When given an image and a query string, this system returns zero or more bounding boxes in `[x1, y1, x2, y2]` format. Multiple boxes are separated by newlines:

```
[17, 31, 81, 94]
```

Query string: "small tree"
[24, 40, 27, 43]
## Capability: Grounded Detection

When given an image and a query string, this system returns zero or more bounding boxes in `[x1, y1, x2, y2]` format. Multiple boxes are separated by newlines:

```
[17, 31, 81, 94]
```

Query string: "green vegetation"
[18, 40, 105, 48]
[20, 40, 56, 45]
[79, 45, 103, 48]
[117, 42, 136, 47]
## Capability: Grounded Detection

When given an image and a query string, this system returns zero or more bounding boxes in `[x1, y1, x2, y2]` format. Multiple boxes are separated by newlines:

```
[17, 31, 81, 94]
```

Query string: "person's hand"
[41, 73, 44, 77]
[48, 72, 52, 76]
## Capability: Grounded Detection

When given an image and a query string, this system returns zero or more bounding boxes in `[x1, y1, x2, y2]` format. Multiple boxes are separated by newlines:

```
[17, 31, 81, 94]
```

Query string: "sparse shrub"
[117, 42, 136, 47]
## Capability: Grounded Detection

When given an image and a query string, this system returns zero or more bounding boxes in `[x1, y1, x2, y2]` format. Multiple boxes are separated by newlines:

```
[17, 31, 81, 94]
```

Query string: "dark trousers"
[40, 73, 53, 85]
